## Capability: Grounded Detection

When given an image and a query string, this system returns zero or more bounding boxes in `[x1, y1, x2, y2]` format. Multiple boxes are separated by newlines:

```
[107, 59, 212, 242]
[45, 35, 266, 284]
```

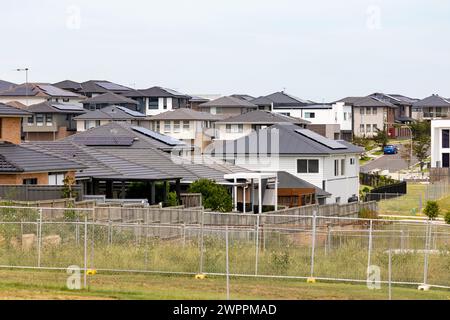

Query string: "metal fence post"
[199, 210, 205, 274]
[310, 210, 317, 278]
[367, 219, 373, 269]
[423, 221, 431, 285]
[388, 248, 392, 300]
[225, 225, 230, 300]
[37, 208, 43, 268]
[83, 215, 88, 289]
[183, 223, 186, 247]
[255, 215, 260, 276]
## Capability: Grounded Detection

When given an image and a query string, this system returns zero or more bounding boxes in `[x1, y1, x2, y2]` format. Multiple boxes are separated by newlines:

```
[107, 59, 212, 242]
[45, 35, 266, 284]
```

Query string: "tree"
[410, 121, 431, 175]
[445, 211, 450, 224]
[399, 143, 412, 169]
[188, 179, 232, 212]
[423, 201, 439, 220]
[373, 129, 389, 148]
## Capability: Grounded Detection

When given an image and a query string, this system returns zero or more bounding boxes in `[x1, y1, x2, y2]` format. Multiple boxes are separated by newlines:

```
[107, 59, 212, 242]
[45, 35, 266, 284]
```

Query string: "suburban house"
[336, 96, 397, 138]
[124, 86, 191, 116]
[230, 94, 255, 101]
[74, 106, 150, 131]
[23, 102, 86, 141]
[214, 110, 309, 140]
[54, 80, 133, 97]
[148, 108, 224, 151]
[210, 123, 363, 204]
[81, 92, 140, 112]
[0, 80, 16, 91]
[188, 95, 210, 111]
[412, 94, 450, 120]
[369, 93, 416, 123]
[0, 83, 85, 107]
[431, 119, 450, 169]
[0, 142, 83, 185]
[251, 91, 316, 114]
[198, 96, 258, 116]
[0, 103, 31, 144]
[52, 80, 83, 94]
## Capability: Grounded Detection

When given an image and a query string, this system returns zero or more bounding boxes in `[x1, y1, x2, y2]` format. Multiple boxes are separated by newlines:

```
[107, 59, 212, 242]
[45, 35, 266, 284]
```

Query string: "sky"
[1, 0, 449, 102]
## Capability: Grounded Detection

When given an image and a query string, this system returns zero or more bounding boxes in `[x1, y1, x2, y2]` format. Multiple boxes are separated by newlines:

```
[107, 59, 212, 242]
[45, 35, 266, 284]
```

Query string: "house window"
[360, 124, 364, 133]
[36, 114, 44, 126]
[183, 121, 190, 131]
[148, 98, 159, 110]
[442, 129, 450, 148]
[350, 158, 355, 165]
[373, 124, 378, 132]
[366, 107, 371, 115]
[343, 113, 347, 121]
[48, 173, 65, 186]
[443, 153, 450, 168]
[28, 115, 34, 125]
[63, 98, 69, 103]
[85, 120, 97, 130]
[164, 121, 171, 133]
[304, 112, 315, 119]
[360, 108, 365, 115]
[372, 107, 377, 115]
[23, 178, 38, 185]
[226, 124, 243, 133]
[334, 159, 339, 176]
[297, 159, 319, 173]
[156, 121, 160, 132]
[163, 98, 167, 110]
[341, 159, 346, 176]
[46, 114, 53, 126]
[366, 124, 372, 133]
[173, 121, 180, 133]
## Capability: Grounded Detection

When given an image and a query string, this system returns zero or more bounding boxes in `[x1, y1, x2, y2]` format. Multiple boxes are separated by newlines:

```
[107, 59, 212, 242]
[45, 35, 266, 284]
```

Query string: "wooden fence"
[0, 185, 82, 202]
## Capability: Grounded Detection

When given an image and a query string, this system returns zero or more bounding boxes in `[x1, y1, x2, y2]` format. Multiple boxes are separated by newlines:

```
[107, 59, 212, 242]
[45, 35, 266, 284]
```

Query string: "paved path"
[361, 144, 419, 173]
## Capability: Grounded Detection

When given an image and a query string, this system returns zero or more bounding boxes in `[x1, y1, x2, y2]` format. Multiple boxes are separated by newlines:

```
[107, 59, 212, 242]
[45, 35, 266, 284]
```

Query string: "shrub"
[358, 207, 378, 219]
[423, 201, 439, 220]
[188, 179, 232, 212]
[166, 191, 179, 207]
[444, 211, 450, 225]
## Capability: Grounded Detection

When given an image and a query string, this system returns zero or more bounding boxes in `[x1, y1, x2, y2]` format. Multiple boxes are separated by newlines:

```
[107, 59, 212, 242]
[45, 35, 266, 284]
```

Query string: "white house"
[431, 119, 450, 168]
[209, 123, 363, 204]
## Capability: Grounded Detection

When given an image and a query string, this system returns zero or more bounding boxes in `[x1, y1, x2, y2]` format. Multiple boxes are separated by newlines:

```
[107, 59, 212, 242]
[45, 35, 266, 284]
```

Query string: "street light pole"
[16, 68, 29, 105]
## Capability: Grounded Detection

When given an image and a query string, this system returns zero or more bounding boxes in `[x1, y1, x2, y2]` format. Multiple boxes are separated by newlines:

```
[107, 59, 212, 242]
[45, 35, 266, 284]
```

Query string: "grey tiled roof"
[338, 96, 397, 108]
[0, 142, 84, 173]
[0, 83, 82, 98]
[149, 108, 225, 121]
[53, 80, 82, 91]
[251, 92, 316, 108]
[412, 94, 450, 108]
[199, 96, 258, 108]
[211, 123, 364, 155]
[27, 102, 85, 114]
[79, 80, 132, 95]
[0, 103, 31, 116]
[74, 106, 145, 120]
[0, 80, 16, 92]
[216, 110, 310, 124]
[133, 86, 191, 99]
[82, 92, 138, 105]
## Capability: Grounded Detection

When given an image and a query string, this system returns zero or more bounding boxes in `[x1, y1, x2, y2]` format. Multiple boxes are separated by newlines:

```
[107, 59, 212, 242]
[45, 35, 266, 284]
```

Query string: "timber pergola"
[224, 172, 278, 214]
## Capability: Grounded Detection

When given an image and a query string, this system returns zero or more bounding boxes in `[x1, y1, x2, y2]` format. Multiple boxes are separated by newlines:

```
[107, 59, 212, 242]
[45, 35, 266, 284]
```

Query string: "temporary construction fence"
[0, 205, 449, 298]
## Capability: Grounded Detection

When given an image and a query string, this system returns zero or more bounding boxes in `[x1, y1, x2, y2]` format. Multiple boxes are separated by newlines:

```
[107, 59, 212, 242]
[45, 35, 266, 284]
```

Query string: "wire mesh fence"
[0, 205, 449, 298]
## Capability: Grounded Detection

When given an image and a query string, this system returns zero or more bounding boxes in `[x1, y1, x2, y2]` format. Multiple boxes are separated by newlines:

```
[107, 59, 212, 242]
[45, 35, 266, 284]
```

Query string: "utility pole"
[16, 68, 29, 105]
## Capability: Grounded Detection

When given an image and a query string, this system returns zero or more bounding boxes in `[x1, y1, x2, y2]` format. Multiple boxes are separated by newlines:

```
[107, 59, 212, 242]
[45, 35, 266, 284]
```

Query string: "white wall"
[146, 97, 173, 116]
[0, 96, 84, 107]
[431, 119, 450, 167]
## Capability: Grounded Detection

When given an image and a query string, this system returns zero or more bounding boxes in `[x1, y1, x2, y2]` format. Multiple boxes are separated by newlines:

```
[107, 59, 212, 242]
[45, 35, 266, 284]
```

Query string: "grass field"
[0, 269, 448, 300]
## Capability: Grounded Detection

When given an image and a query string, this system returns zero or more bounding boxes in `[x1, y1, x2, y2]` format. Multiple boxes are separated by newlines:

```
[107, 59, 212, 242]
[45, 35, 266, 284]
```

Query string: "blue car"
[383, 145, 398, 155]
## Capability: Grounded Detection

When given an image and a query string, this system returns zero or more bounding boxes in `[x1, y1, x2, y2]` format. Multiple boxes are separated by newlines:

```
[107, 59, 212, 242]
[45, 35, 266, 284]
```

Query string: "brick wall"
[0, 117, 22, 144]
[0, 172, 49, 185]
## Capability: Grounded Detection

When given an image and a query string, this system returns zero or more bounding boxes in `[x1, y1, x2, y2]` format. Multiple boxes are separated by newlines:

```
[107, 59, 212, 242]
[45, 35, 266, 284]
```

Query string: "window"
[442, 130, 450, 148]
[343, 112, 347, 121]
[36, 114, 44, 126]
[341, 159, 346, 175]
[372, 107, 377, 115]
[366, 124, 372, 133]
[366, 107, 371, 115]
[360, 124, 364, 133]
[148, 98, 159, 110]
[360, 108, 365, 115]
[23, 178, 38, 185]
[63, 98, 69, 103]
[350, 158, 355, 165]
[335, 197, 341, 204]
[334, 159, 339, 176]
[297, 159, 319, 173]
[373, 124, 378, 132]
[27, 115, 34, 125]
[304, 112, 315, 119]
[46, 114, 53, 126]
[183, 121, 190, 131]
[443, 153, 450, 168]
[85, 120, 96, 130]
[48, 173, 65, 186]
[173, 121, 180, 133]
[163, 98, 167, 110]
[164, 121, 171, 133]
[226, 124, 243, 133]
[226, 124, 231, 133]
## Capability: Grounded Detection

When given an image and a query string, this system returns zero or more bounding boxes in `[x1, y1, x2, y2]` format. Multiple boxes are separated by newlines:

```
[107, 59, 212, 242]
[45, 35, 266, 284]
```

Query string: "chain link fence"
[0, 205, 449, 298]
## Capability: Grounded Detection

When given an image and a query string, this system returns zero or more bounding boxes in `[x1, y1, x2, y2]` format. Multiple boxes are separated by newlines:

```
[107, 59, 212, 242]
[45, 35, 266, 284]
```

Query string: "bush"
[166, 191, 179, 207]
[444, 211, 450, 224]
[423, 201, 439, 220]
[188, 179, 232, 212]
[358, 207, 378, 219]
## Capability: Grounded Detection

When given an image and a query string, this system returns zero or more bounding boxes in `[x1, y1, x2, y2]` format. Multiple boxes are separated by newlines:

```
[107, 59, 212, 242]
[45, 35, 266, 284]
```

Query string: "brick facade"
[0, 171, 76, 185]
[0, 117, 22, 144]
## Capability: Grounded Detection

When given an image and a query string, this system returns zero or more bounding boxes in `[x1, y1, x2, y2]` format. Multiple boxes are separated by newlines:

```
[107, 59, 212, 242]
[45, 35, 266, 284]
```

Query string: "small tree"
[444, 211, 450, 225]
[166, 191, 179, 207]
[188, 179, 232, 212]
[373, 129, 389, 148]
[423, 201, 439, 220]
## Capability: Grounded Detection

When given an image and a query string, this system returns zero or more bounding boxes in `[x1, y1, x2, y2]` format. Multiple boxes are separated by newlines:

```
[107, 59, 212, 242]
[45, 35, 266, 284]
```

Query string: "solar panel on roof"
[95, 81, 131, 91]
[131, 126, 183, 146]
[116, 106, 146, 117]
[295, 129, 347, 150]
[52, 104, 84, 111]
[163, 87, 184, 96]
[38, 84, 79, 97]
[73, 136, 135, 146]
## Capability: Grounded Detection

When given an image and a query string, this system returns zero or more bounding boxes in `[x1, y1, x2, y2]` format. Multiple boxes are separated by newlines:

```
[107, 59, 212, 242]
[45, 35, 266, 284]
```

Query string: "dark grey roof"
[129, 86, 191, 99]
[27, 102, 85, 114]
[199, 96, 258, 108]
[149, 108, 225, 121]
[0, 142, 84, 173]
[74, 106, 145, 120]
[369, 93, 418, 106]
[53, 80, 82, 91]
[82, 92, 138, 105]
[216, 110, 309, 124]
[412, 94, 450, 108]
[387, 94, 419, 104]
[276, 171, 331, 198]
[189, 95, 210, 103]
[79, 80, 132, 95]
[0, 103, 31, 117]
[251, 92, 316, 108]
[0, 83, 82, 98]
[230, 94, 255, 101]
[211, 123, 364, 155]
[0, 80, 16, 92]
[338, 96, 396, 108]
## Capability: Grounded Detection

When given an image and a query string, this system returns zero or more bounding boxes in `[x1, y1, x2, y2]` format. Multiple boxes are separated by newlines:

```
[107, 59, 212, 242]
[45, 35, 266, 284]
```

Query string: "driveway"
[361, 144, 419, 173]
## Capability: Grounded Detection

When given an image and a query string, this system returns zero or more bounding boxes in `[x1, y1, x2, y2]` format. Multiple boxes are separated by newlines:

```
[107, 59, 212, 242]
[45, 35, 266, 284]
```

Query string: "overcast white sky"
[1, 0, 449, 101]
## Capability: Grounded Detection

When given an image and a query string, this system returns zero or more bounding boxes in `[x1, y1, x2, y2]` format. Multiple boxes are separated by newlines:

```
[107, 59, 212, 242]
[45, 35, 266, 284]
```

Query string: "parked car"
[383, 145, 398, 155]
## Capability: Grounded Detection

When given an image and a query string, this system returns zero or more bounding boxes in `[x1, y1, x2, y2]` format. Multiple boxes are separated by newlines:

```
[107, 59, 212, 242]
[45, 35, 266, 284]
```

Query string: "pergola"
[224, 172, 278, 214]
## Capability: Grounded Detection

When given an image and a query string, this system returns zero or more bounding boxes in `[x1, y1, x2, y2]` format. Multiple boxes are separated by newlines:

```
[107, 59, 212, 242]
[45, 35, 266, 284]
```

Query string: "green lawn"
[0, 269, 448, 300]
